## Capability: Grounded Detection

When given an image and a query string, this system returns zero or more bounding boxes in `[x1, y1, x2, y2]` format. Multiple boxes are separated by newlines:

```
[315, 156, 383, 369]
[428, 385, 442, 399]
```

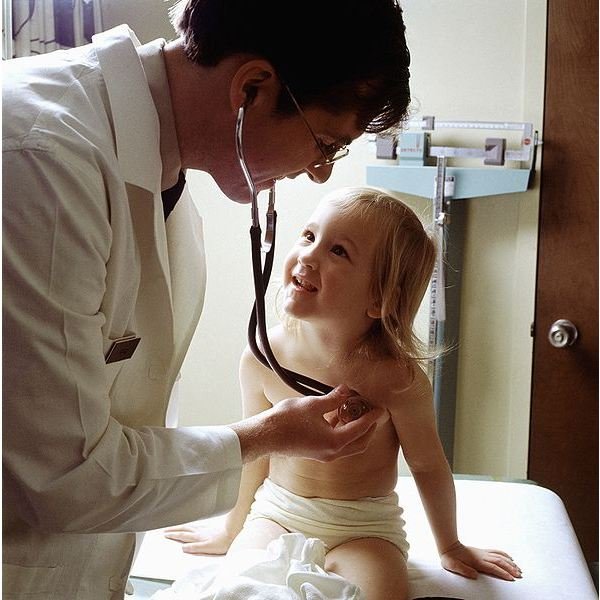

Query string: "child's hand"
[163, 523, 235, 555]
[440, 541, 522, 581]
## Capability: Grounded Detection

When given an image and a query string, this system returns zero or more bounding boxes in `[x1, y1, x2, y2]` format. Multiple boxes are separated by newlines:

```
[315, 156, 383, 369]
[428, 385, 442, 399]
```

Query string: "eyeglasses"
[283, 83, 350, 169]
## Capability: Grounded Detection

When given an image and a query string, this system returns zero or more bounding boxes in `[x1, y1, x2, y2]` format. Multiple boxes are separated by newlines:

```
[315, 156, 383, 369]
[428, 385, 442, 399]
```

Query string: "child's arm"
[390, 367, 522, 581]
[164, 347, 271, 554]
[222, 346, 273, 535]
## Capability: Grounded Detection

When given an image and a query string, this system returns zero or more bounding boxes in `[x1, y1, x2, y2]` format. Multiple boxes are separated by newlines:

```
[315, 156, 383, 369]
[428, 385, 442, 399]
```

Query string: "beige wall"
[388, 1, 546, 478]
[102, 1, 547, 479]
[101, 0, 178, 42]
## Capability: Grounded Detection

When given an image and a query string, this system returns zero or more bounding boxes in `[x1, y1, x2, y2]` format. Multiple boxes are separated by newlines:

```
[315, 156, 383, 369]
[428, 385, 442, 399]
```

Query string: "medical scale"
[367, 117, 540, 465]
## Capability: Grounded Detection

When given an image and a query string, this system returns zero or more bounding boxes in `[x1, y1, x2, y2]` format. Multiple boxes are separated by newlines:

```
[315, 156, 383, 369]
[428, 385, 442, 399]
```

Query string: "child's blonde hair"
[325, 186, 437, 365]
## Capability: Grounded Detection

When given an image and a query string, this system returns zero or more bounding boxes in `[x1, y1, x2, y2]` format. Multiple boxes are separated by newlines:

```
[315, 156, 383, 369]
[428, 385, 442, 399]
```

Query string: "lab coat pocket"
[104, 331, 140, 394]
[3, 562, 64, 597]
[104, 332, 141, 364]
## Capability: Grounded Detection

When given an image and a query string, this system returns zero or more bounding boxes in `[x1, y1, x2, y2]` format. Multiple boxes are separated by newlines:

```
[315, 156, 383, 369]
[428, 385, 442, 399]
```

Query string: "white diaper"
[246, 478, 409, 558]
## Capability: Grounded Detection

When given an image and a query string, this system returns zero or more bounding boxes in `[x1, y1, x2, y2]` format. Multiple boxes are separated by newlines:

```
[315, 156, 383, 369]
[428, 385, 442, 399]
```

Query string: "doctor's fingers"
[306, 384, 353, 414]
[317, 421, 380, 463]
[309, 387, 388, 425]
[332, 404, 387, 431]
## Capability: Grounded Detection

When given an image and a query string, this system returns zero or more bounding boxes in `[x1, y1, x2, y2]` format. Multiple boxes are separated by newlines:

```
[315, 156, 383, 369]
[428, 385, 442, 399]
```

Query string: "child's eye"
[331, 244, 348, 257]
[301, 229, 315, 242]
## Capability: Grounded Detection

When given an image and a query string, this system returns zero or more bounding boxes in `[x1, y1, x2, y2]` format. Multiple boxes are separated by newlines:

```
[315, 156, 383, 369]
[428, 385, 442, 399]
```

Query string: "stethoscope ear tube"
[237, 99, 332, 396]
[248, 222, 333, 396]
[247, 224, 275, 371]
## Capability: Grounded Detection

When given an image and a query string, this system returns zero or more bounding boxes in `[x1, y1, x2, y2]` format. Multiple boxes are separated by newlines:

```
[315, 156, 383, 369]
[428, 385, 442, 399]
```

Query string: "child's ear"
[367, 302, 382, 319]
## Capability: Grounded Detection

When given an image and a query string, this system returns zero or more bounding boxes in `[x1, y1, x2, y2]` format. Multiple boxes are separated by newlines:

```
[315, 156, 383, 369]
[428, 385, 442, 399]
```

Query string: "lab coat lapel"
[92, 26, 175, 352]
[166, 186, 207, 383]
[92, 25, 161, 191]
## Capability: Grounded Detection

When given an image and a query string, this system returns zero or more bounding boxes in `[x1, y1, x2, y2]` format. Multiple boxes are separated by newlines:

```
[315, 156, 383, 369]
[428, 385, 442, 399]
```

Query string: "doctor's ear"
[243, 86, 258, 108]
[230, 60, 277, 112]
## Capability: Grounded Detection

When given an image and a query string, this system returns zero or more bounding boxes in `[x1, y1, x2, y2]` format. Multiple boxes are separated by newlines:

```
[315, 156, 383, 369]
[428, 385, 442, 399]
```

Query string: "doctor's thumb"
[316, 384, 352, 411]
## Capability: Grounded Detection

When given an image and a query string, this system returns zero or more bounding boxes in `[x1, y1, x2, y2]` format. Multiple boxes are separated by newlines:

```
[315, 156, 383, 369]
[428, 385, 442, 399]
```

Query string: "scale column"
[429, 156, 465, 467]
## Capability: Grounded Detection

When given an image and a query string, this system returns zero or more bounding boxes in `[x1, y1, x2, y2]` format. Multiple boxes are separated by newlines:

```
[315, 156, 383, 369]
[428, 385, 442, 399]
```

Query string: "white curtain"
[11, 0, 103, 57]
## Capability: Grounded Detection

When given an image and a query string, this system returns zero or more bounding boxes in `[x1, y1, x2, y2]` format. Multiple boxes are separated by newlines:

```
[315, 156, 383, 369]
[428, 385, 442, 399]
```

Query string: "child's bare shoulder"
[240, 325, 293, 381]
[242, 325, 286, 360]
[361, 358, 431, 408]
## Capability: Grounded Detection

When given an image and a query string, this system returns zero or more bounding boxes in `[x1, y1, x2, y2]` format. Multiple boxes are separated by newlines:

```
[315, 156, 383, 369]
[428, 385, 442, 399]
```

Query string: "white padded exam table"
[130, 477, 598, 599]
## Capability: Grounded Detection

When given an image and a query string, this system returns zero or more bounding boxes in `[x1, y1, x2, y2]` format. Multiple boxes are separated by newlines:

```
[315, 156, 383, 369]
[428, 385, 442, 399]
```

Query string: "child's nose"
[298, 247, 318, 268]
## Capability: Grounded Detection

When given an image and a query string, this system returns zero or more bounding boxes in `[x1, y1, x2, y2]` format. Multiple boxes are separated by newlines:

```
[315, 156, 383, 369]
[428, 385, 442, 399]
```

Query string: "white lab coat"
[2, 26, 242, 599]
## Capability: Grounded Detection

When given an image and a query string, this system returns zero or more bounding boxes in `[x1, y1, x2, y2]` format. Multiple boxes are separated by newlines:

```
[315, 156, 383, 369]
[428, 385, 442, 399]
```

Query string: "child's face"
[282, 199, 380, 333]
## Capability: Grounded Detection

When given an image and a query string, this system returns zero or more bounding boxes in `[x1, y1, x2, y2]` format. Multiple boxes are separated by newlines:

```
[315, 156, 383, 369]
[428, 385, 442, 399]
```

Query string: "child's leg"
[227, 517, 289, 553]
[325, 537, 408, 600]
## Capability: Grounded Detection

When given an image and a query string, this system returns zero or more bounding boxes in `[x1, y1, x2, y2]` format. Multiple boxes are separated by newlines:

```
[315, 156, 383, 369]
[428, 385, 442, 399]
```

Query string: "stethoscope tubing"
[248, 223, 333, 396]
[237, 102, 333, 396]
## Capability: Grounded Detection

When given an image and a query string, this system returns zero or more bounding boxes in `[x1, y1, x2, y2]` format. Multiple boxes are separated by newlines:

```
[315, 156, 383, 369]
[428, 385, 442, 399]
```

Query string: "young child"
[165, 187, 522, 599]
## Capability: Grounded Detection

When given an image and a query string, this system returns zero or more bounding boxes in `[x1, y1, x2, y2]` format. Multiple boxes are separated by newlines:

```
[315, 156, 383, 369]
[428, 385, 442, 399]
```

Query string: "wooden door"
[528, 0, 598, 563]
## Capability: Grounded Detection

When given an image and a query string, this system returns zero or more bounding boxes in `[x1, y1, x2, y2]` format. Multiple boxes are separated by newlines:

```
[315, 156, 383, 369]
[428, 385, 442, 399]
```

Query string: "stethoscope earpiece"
[242, 86, 257, 108]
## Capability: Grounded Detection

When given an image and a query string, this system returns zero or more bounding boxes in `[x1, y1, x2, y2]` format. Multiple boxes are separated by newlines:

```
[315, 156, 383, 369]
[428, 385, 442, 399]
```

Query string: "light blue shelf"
[366, 165, 530, 199]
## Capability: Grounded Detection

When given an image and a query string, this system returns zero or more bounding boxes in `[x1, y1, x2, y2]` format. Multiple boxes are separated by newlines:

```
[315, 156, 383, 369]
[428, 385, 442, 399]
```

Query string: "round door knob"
[548, 319, 578, 348]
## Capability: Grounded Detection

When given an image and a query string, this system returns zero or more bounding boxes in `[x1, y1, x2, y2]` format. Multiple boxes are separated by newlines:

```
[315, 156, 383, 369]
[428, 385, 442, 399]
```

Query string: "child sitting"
[166, 186, 522, 599]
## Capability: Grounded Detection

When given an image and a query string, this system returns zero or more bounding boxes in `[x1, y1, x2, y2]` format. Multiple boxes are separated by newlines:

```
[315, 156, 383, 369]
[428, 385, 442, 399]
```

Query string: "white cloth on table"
[133, 479, 599, 600]
[151, 533, 363, 600]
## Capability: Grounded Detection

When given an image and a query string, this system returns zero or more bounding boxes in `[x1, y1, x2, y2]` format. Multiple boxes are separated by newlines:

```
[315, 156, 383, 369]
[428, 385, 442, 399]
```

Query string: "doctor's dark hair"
[171, 0, 411, 133]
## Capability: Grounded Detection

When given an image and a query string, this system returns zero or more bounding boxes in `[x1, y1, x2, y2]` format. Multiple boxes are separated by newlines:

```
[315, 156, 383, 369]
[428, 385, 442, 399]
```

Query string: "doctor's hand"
[440, 541, 523, 581]
[230, 385, 386, 464]
[164, 522, 234, 556]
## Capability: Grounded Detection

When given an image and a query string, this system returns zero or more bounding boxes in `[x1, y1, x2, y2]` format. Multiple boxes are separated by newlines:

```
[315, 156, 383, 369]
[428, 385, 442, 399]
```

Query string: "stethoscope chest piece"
[337, 396, 372, 424]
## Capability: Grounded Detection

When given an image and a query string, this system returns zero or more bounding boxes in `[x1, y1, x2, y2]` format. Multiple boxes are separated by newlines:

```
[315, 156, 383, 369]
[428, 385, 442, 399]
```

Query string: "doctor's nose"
[304, 162, 334, 184]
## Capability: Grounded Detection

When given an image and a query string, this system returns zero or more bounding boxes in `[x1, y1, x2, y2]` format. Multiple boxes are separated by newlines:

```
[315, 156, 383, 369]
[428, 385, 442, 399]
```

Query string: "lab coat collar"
[137, 39, 182, 192]
[92, 25, 162, 192]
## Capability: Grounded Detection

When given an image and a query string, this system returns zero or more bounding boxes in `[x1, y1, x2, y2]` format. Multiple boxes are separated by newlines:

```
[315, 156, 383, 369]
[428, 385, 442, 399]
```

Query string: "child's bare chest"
[261, 359, 402, 499]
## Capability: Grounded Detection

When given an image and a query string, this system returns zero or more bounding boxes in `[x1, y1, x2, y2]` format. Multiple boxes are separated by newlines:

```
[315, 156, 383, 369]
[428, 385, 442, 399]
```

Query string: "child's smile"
[291, 274, 318, 293]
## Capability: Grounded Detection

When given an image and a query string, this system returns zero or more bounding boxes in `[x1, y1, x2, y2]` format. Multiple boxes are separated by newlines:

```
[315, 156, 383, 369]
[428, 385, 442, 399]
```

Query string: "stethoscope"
[235, 95, 371, 422]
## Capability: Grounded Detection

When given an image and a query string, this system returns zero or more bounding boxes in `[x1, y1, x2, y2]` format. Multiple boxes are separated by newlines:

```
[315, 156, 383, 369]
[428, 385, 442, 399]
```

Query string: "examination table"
[129, 477, 597, 599]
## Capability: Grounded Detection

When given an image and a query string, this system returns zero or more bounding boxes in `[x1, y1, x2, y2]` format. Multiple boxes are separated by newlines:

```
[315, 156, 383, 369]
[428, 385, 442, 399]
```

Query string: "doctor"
[2, 0, 411, 597]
